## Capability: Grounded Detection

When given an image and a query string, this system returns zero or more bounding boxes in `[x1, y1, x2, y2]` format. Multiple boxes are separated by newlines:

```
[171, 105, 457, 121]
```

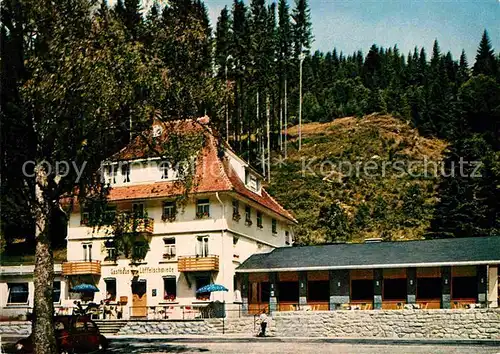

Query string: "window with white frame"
[272, 219, 278, 234]
[82, 243, 92, 261]
[248, 175, 258, 192]
[158, 161, 169, 180]
[162, 201, 176, 221]
[196, 236, 209, 257]
[163, 238, 176, 259]
[196, 199, 210, 219]
[104, 239, 116, 262]
[81, 207, 90, 225]
[245, 170, 260, 192]
[285, 231, 292, 245]
[105, 278, 117, 301]
[163, 277, 177, 301]
[7, 283, 29, 304]
[121, 163, 131, 183]
[195, 275, 211, 300]
[104, 165, 117, 184]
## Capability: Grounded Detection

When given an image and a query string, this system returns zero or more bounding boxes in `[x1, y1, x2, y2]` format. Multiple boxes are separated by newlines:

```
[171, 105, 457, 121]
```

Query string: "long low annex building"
[236, 236, 500, 313]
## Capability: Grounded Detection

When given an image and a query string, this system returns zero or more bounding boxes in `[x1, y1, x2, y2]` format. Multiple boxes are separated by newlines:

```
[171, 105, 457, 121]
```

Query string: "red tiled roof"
[100, 118, 297, 223]
[223, 161, 297, 223]
[110, 119, 207, 161]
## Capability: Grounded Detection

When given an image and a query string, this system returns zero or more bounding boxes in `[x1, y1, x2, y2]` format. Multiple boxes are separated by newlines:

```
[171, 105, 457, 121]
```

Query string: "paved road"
[3, 337, 500, 354]
[105, 338, 500, 354]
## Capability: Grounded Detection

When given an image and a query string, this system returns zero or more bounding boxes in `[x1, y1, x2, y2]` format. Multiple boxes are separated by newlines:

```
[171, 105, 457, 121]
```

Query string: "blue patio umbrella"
[70, 283, 100, 293]
[196, 284, 228, 294]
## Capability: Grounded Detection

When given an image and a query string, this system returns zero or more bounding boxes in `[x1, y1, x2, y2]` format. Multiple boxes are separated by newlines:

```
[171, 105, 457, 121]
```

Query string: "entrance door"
[131, 280, 147, 317]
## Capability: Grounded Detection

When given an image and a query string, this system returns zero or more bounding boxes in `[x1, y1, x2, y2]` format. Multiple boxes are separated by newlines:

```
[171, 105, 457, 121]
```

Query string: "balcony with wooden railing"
[123, 217, 154, 234]
[62, 261, 101, 276]
[178, 255, 219, 272]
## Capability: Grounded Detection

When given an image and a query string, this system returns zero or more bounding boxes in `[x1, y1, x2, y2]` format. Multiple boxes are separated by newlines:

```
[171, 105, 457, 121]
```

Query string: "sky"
[115, 0, 500, 63]
[204, 0, 500, 62]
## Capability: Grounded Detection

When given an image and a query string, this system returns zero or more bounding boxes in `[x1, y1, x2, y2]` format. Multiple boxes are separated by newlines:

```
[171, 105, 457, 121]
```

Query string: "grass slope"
[267, 113, 447, 245]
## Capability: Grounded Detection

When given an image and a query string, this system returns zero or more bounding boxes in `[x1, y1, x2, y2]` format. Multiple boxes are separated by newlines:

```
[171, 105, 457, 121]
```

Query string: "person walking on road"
[258, 309, 269, 337]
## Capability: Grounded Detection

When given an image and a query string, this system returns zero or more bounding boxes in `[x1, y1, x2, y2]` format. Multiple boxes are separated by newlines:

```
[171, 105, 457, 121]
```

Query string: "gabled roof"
[102, 118, 297, 223]
[236, 236, 500, 272]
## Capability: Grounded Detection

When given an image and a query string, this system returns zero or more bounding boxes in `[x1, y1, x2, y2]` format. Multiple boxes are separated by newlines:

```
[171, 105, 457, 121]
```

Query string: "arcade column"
[406, 268, 416, 305]
[441, 266, 451, 309]
[373, 269, 383, 310]
[269, 272, 279, 313]
[477, 265, 487, 305]
[241, 273, 249, 313]
[329, 270, 350, 310]
[299, 271, 308, 307]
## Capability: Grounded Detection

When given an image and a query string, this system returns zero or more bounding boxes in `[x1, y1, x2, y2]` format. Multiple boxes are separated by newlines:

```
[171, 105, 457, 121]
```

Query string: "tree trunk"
[266, 94, 271, 182]
[33, 167, 57, 354]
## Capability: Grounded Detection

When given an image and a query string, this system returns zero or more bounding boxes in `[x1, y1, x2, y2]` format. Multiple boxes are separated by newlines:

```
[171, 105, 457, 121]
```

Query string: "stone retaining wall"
[117, 317, 265, 336]
[273, 309, 500, 339]
[3, 309, 499, 339]
[0, 321, 31, 335]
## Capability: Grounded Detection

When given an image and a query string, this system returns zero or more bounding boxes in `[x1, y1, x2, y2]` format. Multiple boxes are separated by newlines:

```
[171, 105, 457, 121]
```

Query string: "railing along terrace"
[61, 260, 101, 276]
[177, 255, 219, 272]
[123, 216, 154, 234]
[128, 303, 243, 320]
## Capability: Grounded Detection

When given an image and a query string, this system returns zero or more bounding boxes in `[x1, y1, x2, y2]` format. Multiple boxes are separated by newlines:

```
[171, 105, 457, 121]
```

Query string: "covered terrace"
[236, 236, 500, 314]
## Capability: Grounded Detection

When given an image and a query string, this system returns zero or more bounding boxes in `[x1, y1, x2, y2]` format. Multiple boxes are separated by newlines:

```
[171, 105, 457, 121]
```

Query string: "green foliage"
[318, 203, 350, 242]
[268, 114, 443, 244]
[473, 30, 498, 78]
[430, 135, 500, 238]
[354, 202, 371, 230]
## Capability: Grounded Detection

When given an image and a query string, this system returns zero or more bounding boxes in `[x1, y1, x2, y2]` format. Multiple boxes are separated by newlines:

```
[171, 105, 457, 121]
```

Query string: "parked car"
[15, 315, 108, 353]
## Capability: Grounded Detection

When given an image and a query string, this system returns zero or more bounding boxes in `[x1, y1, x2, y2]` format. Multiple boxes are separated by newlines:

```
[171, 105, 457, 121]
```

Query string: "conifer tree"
[473, 30, 498, 77]
[457, 49, 470, 86]
[215, 6, 232, 78]
[292, 0, 312, 57]
[123, 0, 142, 38]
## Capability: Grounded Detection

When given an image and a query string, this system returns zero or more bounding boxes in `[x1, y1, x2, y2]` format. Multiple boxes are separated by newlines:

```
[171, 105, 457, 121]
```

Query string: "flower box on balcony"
[123, 217, 154, 234]
[196, 212, 210, 219]
[162, 215, 176, 222]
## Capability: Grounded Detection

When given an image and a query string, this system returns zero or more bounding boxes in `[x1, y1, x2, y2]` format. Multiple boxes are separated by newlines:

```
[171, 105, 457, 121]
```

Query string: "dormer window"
[121, 163, 131, 183]
[249, 175, 258, 191]
[158, 161, 169, 180]
[244, 169, 260, 192]
[104, 165, 117, 184]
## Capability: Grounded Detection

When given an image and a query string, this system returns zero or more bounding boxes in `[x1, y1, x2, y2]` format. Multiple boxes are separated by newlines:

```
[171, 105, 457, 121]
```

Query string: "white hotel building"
[0, 118, 296, 319]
